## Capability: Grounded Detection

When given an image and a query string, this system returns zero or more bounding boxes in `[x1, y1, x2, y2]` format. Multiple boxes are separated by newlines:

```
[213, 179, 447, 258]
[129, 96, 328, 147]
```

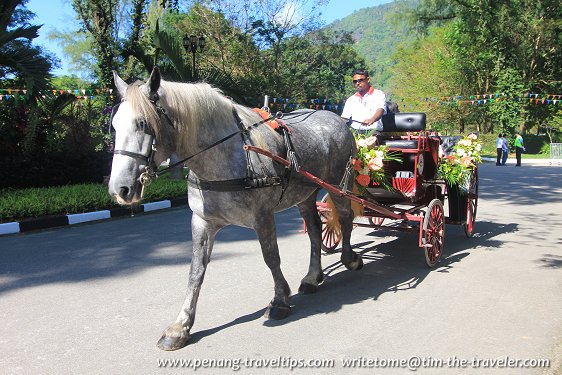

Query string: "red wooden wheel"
[368, 217, 385, 226]
[463, 168, 478, 237]
[318, 194, 341, 253]
[422, 199, 445, 267]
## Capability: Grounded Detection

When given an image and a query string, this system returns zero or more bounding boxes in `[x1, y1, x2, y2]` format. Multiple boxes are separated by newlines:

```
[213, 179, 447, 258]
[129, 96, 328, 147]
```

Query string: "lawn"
[0, 173, 188, 223]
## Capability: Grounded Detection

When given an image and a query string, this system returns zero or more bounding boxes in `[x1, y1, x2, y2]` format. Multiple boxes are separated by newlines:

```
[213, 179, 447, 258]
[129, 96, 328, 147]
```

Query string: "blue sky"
[26, 0, 392, 76]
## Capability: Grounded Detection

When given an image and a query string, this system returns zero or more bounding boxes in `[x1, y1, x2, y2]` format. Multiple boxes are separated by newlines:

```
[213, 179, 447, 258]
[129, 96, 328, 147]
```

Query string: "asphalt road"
[1, 163, 561, 374]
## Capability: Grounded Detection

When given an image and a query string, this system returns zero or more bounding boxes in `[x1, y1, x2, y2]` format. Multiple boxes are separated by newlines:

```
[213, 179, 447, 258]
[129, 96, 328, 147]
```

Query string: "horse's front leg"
[255, 214, 292, 320]
[332, 194, 363, 270]
[157, 214, 220, 351]
[297, 192, 324, 294]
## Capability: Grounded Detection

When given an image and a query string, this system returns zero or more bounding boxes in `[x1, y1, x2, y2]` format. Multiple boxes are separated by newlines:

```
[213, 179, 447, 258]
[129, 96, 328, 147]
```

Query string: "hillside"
[323, 0, 417, 92]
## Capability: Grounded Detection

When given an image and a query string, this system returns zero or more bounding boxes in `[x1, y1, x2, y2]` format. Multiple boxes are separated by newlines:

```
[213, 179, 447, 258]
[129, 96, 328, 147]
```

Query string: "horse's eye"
[137, 120, 147, 132]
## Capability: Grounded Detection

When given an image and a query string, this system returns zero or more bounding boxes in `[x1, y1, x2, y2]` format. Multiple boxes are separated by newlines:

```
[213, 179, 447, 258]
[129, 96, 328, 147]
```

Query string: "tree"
[0, 0, 53, 99]
[72, 0, 151, 87]
[278, 30, 364, 98]
[409, 0, 562, 135]
[388, 25, 474, 134]
[203, 0, 328, 88]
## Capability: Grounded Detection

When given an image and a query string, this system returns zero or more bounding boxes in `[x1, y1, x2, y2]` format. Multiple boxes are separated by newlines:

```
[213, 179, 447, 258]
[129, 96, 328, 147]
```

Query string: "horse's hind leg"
[331, 194, 363, 270]
[255, 213, 292, 320]
[297, 191, 324, 294]
[157, 214, 220, 351]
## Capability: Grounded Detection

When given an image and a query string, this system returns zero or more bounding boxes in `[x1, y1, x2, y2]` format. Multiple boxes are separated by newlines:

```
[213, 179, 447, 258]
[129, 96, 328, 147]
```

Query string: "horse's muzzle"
[109, 183, 142, 206]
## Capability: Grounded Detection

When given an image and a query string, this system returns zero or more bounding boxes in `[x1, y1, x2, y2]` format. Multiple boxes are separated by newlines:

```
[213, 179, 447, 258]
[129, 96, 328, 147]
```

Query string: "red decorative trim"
[392, 177, 416, 196]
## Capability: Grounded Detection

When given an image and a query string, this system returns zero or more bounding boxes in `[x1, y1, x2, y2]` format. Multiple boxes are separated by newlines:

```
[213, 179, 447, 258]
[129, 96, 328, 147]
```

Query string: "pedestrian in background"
[496, 133, 503, 166]
[514, 132, 525, 167]
[501, 134, 509, 165]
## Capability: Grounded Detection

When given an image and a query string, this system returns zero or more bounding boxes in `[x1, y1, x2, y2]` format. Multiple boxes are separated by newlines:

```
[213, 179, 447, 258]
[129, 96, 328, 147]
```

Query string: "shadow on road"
[0, 208, 304, 296]
[185, 217, 522, 343]
[478, 164, 562, 205]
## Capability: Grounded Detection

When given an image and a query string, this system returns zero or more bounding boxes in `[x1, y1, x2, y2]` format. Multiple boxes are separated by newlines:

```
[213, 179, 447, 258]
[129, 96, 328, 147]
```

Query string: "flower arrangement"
[437, 133, 482, 189]
[352, 134, 401, 191]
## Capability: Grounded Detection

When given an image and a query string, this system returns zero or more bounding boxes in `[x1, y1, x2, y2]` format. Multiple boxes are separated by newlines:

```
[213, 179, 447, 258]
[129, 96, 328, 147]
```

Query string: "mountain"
[323, 0, 417, 92]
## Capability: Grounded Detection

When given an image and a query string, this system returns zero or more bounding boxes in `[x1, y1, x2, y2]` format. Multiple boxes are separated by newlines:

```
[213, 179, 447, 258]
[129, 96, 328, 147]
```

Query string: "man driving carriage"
[341, 68, 387, 134]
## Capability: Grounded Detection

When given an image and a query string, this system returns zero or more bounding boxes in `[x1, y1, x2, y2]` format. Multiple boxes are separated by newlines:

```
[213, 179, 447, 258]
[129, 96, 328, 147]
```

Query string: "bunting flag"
[0, 87, 114, 103]
[1, 88, 560, 111]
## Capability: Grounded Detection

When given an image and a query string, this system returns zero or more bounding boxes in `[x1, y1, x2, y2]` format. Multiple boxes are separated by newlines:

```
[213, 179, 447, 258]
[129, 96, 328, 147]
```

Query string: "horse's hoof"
[344, 255, 364, 271]
[156, 324, 190, 351]
[264, 303, 291, 320]
[298, 282, 318, 294]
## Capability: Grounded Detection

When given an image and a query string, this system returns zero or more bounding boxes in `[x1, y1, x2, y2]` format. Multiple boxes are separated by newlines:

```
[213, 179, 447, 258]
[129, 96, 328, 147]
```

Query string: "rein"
[112, 97, 285, 191]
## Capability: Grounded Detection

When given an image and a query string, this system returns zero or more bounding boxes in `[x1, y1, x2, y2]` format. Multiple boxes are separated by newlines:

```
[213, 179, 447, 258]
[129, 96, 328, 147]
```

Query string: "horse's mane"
[124, 79, 268, 153]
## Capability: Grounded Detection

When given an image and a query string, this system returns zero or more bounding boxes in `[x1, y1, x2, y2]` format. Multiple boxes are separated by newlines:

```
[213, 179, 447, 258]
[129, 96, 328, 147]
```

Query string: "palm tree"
[0, 0, 53, 99]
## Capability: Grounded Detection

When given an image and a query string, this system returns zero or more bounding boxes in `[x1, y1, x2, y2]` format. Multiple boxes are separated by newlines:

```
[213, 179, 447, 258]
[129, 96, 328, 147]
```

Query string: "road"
[1, 163, 561, 374]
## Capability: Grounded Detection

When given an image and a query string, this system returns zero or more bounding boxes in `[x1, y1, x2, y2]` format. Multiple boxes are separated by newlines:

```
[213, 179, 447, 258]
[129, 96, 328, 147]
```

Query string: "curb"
[481, 157, 560, 165]
[0, 196, 188, 236]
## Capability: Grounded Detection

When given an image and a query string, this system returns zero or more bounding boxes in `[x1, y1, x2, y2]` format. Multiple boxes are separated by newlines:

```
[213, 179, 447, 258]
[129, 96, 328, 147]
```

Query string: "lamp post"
[183, 34, 205, 80]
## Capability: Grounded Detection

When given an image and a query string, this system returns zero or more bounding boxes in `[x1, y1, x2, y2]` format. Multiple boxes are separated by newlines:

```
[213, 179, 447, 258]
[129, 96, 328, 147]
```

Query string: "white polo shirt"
[342, 86, 387, 131]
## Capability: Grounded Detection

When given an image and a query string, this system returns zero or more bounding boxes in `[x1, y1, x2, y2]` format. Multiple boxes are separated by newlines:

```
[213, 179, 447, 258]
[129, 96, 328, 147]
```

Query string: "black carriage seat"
[381, 112, 426, 132]
[380, 113, 426, 149]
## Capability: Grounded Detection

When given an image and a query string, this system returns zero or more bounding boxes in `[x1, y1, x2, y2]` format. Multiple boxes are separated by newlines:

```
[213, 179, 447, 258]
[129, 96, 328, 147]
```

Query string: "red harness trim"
[253, 108, 280, 130]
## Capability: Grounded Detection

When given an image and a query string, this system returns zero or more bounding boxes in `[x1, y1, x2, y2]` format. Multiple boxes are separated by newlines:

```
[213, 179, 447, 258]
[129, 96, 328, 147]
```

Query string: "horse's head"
[108, 67, 170, 205]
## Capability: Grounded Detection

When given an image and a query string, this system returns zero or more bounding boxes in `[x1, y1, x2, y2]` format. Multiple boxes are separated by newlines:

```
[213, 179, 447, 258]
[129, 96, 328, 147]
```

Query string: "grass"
[0, 173, 188, 223]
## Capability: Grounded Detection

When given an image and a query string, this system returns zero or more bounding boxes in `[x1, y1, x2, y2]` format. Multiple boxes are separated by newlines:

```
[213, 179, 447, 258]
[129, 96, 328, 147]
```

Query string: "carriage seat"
[380, 112, 426, 149]
[381, 112, 426, 132]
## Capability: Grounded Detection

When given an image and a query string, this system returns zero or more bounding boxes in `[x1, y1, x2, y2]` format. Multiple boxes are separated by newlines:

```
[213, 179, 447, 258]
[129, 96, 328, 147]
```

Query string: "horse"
[108, 67, 364, 350]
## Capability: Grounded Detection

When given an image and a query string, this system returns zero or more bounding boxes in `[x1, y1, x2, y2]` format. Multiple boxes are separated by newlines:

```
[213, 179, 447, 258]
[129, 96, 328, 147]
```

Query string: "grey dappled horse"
[108, 67, 363, 350]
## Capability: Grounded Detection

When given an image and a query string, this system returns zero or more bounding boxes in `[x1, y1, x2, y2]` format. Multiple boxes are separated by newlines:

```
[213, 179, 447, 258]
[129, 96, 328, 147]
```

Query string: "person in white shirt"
[495, 133, 503, 166]
[341, 68, 387, 134]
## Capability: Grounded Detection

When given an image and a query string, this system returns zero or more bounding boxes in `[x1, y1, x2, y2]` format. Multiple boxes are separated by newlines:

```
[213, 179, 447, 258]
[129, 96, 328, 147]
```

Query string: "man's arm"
[364, 108, 384, 125]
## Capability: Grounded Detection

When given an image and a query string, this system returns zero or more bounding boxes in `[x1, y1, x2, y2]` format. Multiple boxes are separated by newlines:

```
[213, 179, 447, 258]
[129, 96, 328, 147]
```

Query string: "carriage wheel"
[463, 168, 479, 238]
[318, 194, 341, 253]
[368, 217, 385, 226]
[422, 199, 445, 268]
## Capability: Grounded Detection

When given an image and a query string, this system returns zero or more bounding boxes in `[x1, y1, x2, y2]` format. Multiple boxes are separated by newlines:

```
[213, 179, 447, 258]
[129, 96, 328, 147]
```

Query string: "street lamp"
[183, 34, 205, 80]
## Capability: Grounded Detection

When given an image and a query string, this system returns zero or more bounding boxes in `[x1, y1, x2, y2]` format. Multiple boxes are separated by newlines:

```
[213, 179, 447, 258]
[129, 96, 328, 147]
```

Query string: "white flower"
[375, 150, 384, 158]
[456, 148, 466, 157]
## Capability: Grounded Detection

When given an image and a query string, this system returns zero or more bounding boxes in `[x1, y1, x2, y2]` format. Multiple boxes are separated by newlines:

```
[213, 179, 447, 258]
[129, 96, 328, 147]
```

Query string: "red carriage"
[247, 112, 478, 268]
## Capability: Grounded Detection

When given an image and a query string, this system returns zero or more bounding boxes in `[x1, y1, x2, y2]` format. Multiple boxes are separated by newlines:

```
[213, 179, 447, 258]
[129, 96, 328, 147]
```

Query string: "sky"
[26, 0, 393, 76]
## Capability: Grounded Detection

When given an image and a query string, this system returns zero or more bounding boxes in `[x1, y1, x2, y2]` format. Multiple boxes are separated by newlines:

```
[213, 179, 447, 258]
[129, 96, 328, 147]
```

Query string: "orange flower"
[461, 155, 473, 167]
[368, 157, 384, 171]
[356, 174, 371, 187]
[352, 158, 363, 171]
[446, 155, 457, 162]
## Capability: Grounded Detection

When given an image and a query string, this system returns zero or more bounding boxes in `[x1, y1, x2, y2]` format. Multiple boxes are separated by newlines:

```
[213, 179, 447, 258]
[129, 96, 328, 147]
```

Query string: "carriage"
[108, 68, 480, 350]
[247, 112, 479, 268]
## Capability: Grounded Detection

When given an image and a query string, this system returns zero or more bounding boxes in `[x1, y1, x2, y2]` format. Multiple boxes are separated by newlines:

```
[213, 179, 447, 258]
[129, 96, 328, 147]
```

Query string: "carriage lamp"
[183, 34, 205, 80]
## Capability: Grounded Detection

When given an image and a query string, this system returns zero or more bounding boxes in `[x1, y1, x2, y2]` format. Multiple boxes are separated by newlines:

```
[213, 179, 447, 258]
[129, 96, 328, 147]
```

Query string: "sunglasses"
[353, 78, 367, 84]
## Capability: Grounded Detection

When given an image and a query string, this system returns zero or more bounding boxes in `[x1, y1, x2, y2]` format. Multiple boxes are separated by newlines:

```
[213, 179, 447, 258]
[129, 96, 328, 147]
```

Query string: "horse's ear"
[147, 67, 161, 95]
[113, 71, 128, 97]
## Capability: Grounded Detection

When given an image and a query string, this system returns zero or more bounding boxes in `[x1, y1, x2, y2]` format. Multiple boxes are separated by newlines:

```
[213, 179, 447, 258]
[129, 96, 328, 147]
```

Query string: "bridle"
[109, 99, 160, 189]
[110, 95, 290, 195]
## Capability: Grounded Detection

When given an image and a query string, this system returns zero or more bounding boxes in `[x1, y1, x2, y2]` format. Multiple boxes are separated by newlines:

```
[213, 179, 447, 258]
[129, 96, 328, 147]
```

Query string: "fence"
[550, 143, 562, 165]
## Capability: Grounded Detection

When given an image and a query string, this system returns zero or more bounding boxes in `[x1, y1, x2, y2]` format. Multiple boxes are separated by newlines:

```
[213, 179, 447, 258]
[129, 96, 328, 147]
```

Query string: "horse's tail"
[323, 183, 364, 236]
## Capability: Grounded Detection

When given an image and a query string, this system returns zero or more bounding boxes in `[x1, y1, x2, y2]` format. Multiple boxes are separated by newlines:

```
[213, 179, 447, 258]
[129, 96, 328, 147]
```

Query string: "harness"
[111, 95, 300, 198]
